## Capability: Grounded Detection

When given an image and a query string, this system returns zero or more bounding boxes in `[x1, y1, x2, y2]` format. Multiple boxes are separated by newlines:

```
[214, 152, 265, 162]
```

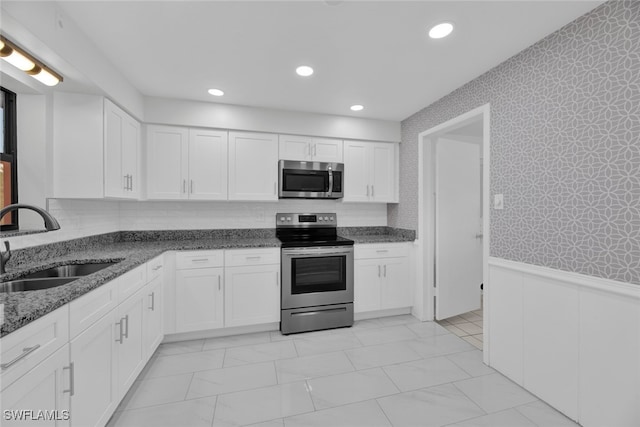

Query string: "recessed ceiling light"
[208, 88, 224, 96]
[296, 65, 314, 77]
[350, 105, 364, 112]
[428, 22, 454, 39]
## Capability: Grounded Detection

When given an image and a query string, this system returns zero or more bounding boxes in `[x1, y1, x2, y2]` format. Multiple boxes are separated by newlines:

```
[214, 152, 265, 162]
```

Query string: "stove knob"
[279, 217, 285, 221]
[324, 216, 329, 221]
[330, 216, 334, 221]
[286, 217, 292, 221]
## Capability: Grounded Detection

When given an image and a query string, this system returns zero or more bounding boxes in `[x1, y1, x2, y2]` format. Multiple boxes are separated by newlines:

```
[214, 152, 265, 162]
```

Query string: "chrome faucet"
[0, 204, 61, 274]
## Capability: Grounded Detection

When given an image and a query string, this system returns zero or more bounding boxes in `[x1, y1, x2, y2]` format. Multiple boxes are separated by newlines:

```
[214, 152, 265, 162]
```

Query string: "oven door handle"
[282, 247, 353, 256]
[327, 169, 333, 197]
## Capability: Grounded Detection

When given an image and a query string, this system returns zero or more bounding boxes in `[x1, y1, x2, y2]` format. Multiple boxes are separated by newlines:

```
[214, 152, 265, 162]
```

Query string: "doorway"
[415, 104, 490, 359]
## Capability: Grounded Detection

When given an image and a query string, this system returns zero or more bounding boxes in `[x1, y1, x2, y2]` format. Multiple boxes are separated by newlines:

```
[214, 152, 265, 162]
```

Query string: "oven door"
[281, 246, 354, 309]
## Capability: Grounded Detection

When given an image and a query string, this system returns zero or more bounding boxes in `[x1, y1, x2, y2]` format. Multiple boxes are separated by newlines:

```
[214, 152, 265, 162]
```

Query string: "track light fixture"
[0, 35, 63, 86]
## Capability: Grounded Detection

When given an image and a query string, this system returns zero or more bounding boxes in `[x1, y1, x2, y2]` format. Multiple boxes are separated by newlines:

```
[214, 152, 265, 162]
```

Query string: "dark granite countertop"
[0, 234, 280, 337]
[0, 226, 414, 337]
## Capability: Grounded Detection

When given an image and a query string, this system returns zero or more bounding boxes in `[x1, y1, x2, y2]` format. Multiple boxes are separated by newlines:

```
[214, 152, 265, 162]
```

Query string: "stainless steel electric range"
[276, 213, 354, 334]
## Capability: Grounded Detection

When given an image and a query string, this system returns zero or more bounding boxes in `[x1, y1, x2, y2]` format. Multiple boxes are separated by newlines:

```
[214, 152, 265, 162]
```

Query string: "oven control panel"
[276, 213, 337, 227]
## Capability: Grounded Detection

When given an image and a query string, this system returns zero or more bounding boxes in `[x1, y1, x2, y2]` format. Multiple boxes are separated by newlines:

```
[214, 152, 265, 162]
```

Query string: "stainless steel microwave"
[278, 160, 344, 199]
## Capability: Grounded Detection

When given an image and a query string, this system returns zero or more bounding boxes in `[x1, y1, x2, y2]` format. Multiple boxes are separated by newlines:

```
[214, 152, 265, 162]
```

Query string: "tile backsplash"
[3, 199, 387, 250]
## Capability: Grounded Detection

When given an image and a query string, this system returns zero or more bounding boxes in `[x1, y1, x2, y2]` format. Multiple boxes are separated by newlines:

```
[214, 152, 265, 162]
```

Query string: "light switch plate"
[494, 194, 504, 210]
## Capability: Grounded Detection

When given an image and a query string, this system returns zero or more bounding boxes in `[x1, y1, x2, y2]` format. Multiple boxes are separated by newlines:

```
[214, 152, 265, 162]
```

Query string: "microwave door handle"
[328, 170, 333, 197]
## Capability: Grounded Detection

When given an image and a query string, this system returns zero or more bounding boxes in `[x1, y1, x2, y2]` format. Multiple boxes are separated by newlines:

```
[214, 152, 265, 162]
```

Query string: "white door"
[353, 259, 382, 313]
[279, 135, 311, 161]
[115, 292, 146, 400]
[224, 265, 280, 327]
[121, 117, 140, 199]
[311, 138, 343, 162]
[143, 276, 164, 357]
[147, 125, 189, 199]
[70, 311, 117, 427]
[103, 100, 125, 198]
[435, 137, 482, 320]
[175, 267, 224, 332]
[381, 257, 411, 309]
[371, 143, 395, 202]
[228, 132, 279, 200]
[343, 141, 370, 202]
[188, 129, 228, 200]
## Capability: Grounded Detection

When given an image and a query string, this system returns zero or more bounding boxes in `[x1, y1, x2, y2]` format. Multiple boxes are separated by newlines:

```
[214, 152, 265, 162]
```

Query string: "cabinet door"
[343, 141, 370, 202]
[354, 259, 382, 313]
[70, 311, 117, 427]
[121, 117, 141, 199]
[279, 135, 311, 161]
[104, 99, 125, 198]
[228, 132, 279, 200]
[175, 267, 224, 333]
[188, 129, 228, 200]
[225, 265, 280, 327]
[147, 125, 189, 200]
[115, 292, 146, 400]
[371, 143, 395, 202]
[1, 345, 71, 427]
[143, 276, 164, 358]
[312, 138, 343, 163]
[380, 257, 411, 309]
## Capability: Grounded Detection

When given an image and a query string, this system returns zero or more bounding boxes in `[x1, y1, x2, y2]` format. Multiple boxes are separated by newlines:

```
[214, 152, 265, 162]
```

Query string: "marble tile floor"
[436, 308, 484, 351]
[107, 314, 578, 427]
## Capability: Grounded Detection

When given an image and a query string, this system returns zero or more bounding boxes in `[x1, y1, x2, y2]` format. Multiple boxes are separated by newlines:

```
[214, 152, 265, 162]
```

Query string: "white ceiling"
[58, 1, 603, 122]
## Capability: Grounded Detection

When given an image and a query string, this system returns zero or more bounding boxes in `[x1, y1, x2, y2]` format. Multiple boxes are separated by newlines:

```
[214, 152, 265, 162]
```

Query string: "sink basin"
[0, 277, 78, 293]
[18, 262, 117, 280]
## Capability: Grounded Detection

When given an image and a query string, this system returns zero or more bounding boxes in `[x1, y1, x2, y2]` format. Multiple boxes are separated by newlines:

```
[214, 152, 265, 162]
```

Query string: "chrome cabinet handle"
[218, 275, 221, 291]
[246, 256, 261, 260]
[149, 292, 155, 311]
[183, 179, 186, 193]
[191, 258, 209, 263]
[63, 362, 75, 396]
[130, 175, 134, 191]
[190, 180, 194, 194]
[376, 250, 389, 253]
[116, 319, 124, 343]
[1, 345, 41, 369]
[123, 315, 129, 339]
[152, 265, 163, 271]
[276, 271, 279, 286]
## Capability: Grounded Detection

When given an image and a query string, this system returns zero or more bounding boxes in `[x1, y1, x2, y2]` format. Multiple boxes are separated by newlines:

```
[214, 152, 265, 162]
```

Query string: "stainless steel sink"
[18, 262, 117, 280]
[0, 261, 120, 293]
[0, 277, 78, 293]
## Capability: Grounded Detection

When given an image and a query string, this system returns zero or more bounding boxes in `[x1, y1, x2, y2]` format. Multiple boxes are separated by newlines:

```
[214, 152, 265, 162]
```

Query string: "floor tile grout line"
[373, 397, 395, 427]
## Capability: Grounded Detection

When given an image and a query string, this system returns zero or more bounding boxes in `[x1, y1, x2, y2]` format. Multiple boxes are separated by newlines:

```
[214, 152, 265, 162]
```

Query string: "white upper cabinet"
[228, 131, 279, 201]
[146, 125, 189, 200]
[104, 99, 141, 199]
[188, 129, 228, 200]
[146, 126, 228, 200]
[343, 140, 397, 203]
[279, 134, 343, 162]
[53, 93, 142, 200]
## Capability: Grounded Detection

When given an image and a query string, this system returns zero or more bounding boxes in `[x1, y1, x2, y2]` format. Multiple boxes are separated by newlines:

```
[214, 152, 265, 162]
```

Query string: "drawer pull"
[191, 258, 210, 262]
[63, 362, 75, 396]
[123, 315, 129, 339]
[152, 265, 163, 271]
[149, 292, 155, 311]
[1, 344, 41, 369]
[116, 320, 124, 343]
[376, 250, 389, 253]
[246, 256, 261, 260]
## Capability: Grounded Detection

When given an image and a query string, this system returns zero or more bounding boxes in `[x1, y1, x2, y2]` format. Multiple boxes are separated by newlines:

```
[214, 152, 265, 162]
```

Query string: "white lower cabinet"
[175, 267, 224, 333]
[114, 289, 146, 400]
[224, 264, 280, 327]
[69, 311, 117, 427]
[1, 345, 71, 427]
[354, 243, 411, 314]
[143, 275, 164, 357]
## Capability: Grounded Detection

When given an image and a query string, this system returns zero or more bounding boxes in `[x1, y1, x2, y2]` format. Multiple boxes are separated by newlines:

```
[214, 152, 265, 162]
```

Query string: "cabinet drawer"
[0, 305, 69, 390]
[224, 248, 280, 267]
[147, 254, 164, 280]
[70, 279, 118, 338]
[176, 251, 224, 269]
[355, 243, 410, 260]
[118, 264, 147, 303]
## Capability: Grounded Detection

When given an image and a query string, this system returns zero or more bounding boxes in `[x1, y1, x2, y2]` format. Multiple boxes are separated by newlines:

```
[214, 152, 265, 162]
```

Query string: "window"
[0, 87, 18, 230]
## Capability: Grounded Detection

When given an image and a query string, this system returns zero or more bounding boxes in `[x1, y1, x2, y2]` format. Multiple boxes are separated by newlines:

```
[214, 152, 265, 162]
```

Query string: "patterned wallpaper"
[389, 0, 640, 285]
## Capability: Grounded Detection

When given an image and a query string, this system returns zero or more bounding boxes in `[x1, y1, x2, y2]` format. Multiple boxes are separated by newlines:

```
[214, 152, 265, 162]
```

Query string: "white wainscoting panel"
[487, 263, 524, 385]
[522, 275, 579, 420]
[579, 286, 640, 427]
[488, 257, 640, 427]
